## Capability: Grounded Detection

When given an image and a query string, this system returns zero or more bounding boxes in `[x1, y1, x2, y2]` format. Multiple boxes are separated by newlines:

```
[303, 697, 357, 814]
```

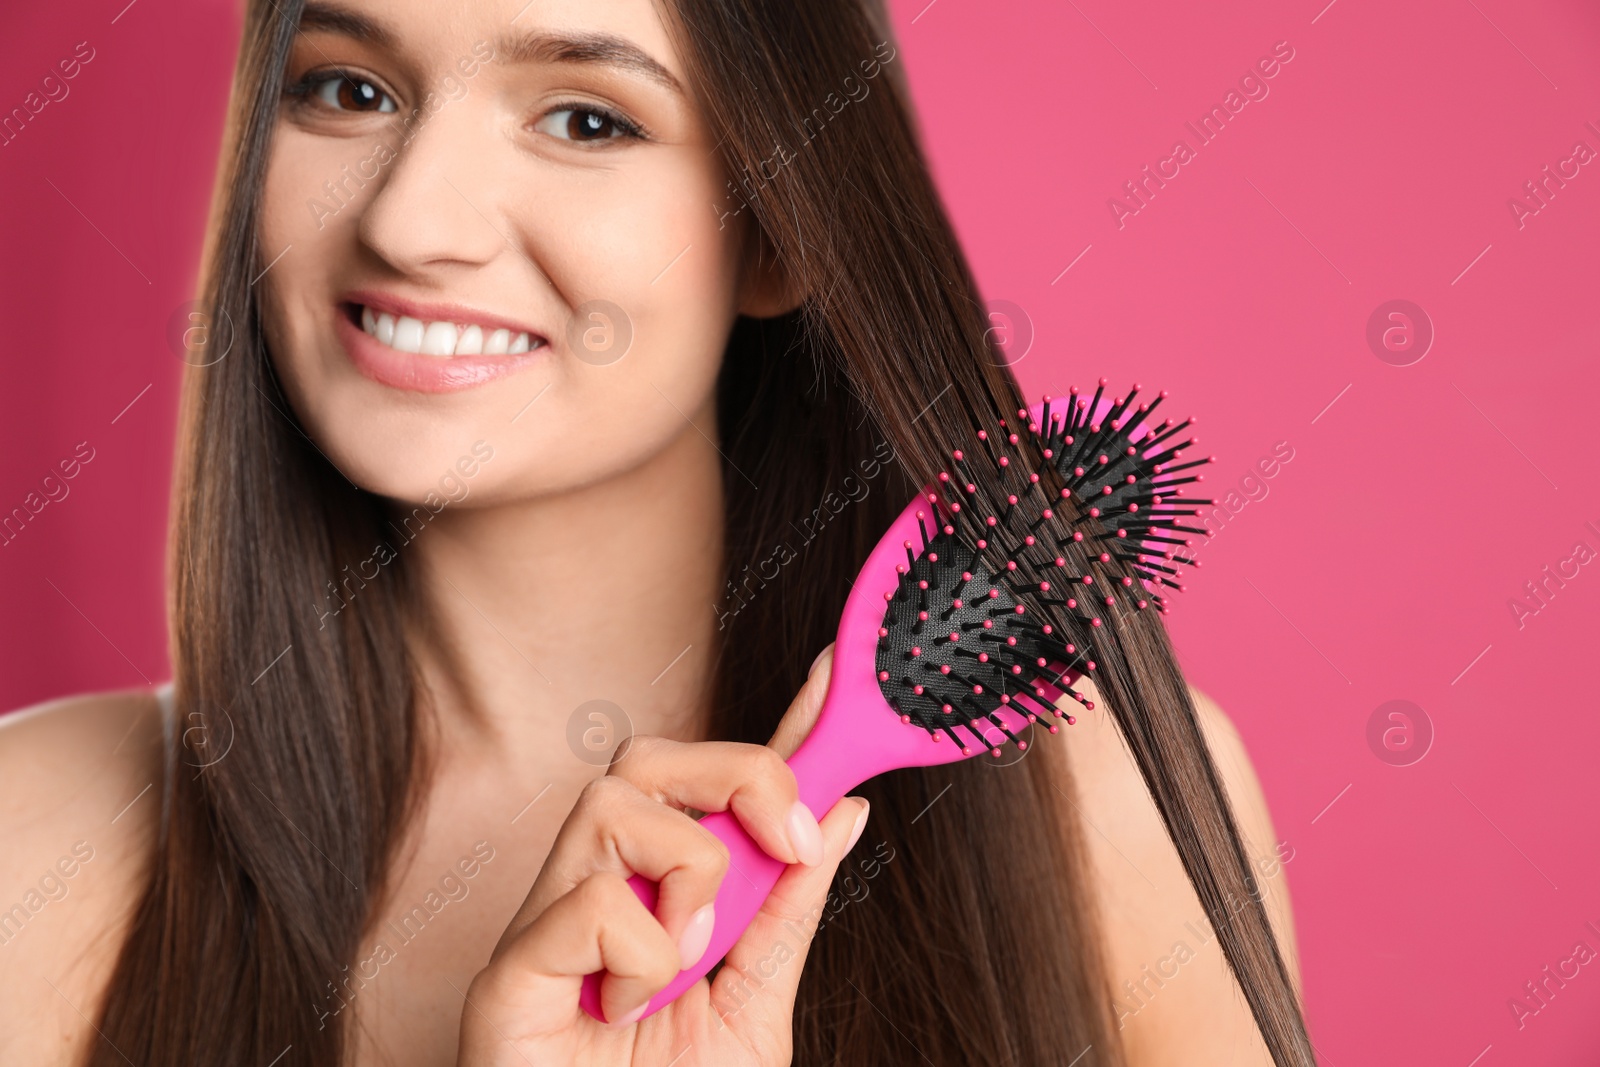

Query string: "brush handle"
[577, 715, 871, 1023]
[577, 486, 971, 1022]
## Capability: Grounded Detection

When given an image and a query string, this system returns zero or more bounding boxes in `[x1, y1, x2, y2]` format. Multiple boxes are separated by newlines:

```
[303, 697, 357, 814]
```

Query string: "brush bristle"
[1028, 379, 1215, 603]
[874, 380, 1213, 755]
[874, 512, 1093, 756]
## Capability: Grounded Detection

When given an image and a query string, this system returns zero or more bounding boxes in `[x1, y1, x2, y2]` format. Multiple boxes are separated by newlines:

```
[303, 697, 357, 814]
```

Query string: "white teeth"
[358, 304, 537, 359]
[420, 320, 458, 357]
[455, 324, 484, 355]
[392, 316, 425, 353]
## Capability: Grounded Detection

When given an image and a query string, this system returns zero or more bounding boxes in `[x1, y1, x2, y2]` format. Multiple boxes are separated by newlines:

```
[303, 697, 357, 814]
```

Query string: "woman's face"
[258, 0, 779, 506]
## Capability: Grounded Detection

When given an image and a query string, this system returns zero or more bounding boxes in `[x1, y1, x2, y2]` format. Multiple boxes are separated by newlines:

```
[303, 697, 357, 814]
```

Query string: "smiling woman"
[0, 0, 1311, 1064]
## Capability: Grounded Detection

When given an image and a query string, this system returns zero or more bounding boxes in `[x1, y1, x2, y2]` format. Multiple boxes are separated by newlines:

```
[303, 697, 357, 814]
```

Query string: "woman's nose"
[356, 101, 518, 273]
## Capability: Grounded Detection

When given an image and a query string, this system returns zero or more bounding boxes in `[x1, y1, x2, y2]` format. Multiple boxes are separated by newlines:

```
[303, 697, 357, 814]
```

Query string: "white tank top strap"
[155, 681, 177, 838]
[155, 681, 176, 747]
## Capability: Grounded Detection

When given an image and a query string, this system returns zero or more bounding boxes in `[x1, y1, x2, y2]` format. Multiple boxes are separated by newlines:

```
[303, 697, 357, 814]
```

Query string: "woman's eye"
[533, 106, 640, 143]
[297, 72, 397, 114]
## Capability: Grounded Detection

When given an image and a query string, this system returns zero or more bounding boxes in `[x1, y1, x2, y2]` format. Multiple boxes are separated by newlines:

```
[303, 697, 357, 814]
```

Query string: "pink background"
[3, 0, 1598, 1062]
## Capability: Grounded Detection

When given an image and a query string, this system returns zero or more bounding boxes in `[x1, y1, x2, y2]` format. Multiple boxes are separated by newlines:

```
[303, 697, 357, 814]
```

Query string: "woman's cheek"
[544, 162, 740, 393]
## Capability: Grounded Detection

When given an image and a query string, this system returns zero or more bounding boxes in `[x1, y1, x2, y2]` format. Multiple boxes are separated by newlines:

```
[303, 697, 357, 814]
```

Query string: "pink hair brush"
[579, 379, 1213, 1021]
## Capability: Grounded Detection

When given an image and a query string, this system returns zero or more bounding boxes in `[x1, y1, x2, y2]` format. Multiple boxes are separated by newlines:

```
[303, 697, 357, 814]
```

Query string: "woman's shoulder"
[1057, 678, 1302, 1066]
[0, 685, 170, 839]
[0, 686, 167, 1063]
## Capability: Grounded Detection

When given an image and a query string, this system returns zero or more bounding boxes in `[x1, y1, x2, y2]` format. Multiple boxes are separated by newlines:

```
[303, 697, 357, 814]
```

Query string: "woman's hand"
[457, 645, 866, 1066]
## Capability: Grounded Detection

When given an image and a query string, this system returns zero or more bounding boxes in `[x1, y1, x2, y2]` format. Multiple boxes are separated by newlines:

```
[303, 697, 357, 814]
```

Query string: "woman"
[0, 0, 1312, 1062]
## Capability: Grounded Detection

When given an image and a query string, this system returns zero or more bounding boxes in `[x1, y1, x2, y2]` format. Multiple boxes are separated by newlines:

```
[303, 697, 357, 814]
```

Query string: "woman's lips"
[334, 301, 547, 394]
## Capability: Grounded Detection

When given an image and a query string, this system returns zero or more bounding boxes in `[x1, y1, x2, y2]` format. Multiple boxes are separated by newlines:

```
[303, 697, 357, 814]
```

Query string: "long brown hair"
[91, 0, 1314, 1063]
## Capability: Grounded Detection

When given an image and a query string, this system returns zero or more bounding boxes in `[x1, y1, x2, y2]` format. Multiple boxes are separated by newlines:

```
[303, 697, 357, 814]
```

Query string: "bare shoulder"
[1056, 677, 1301, 1066]
[0, 688, 167, 1065]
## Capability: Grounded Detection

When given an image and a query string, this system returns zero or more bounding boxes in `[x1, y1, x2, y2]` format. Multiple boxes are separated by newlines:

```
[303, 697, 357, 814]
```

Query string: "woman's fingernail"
[786, 800, 825, 866]
[808, 646, 832, 678]
[612, 999, 650, 1026]
[678, 903, 716, 969]
[845, 798, 870, 853]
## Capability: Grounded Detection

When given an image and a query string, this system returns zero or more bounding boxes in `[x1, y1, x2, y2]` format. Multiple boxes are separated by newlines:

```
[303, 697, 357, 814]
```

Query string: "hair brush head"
[872, 379, 1215, 758]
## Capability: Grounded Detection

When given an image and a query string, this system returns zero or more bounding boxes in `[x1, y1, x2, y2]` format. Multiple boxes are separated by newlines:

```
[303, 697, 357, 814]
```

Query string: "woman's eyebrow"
[294, 2, 685, 99]
[298, 1, 397, 48]
[491, 29, 686, 98]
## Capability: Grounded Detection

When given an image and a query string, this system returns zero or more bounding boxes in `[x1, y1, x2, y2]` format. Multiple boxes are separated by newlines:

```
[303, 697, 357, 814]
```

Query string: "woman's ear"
[735, 221, 807, 319]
